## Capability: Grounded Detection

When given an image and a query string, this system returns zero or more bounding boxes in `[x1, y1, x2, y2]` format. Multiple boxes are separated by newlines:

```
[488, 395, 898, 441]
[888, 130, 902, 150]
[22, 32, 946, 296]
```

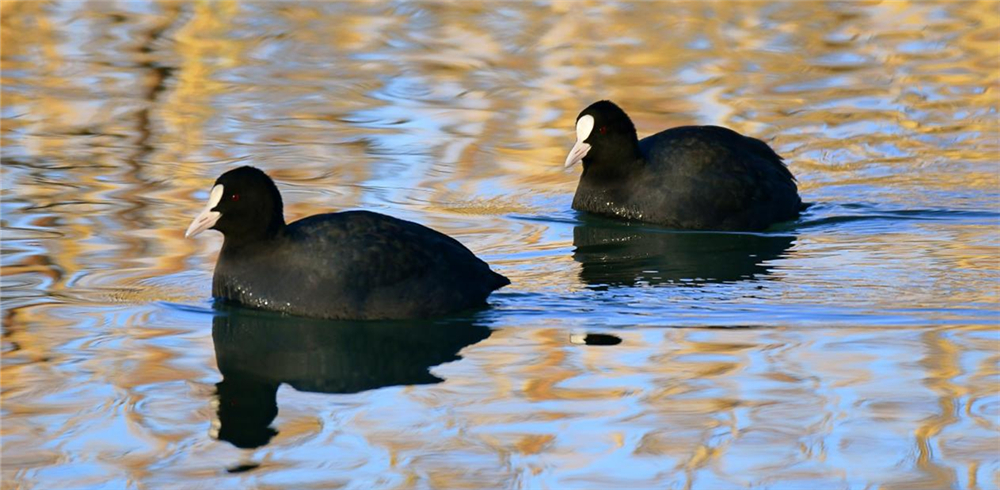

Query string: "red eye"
[231, 194, 240, 202]
[599, 126, 608, 134]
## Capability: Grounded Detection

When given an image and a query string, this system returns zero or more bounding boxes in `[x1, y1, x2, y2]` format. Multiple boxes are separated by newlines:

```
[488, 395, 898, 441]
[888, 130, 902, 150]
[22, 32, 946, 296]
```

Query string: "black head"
[185, 166, 285, 243]
[564, 100, 641, 176]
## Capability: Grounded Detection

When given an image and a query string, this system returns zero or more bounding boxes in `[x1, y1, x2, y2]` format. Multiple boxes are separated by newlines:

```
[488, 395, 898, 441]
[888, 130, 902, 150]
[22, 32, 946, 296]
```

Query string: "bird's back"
[214, 210, 509, 319]
[631, 125, 801, 230]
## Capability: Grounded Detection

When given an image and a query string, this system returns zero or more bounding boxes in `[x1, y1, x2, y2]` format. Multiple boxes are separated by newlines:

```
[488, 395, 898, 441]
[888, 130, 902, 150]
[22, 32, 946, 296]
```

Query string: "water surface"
[2, 1, 999, 489]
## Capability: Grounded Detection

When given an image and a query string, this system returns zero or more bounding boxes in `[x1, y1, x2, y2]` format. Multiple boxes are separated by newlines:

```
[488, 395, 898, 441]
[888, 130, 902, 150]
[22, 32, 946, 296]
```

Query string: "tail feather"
[491, 270, 511, 290]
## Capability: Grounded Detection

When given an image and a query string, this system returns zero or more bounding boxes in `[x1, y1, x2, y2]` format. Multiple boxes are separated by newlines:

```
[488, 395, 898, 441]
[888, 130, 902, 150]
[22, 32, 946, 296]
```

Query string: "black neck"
[582, 152, 644, 182]
[221, 221, 285, 253]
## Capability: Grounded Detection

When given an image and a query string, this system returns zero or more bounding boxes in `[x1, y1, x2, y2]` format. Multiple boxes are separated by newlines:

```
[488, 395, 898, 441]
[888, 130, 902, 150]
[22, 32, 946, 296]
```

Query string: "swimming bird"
[564, 100, 802, 231]
[185, 166, 509, 320]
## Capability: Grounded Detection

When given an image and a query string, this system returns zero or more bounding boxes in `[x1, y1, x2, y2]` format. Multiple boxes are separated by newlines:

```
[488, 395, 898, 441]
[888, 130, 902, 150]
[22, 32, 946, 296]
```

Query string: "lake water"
[2, 1, 998, 489]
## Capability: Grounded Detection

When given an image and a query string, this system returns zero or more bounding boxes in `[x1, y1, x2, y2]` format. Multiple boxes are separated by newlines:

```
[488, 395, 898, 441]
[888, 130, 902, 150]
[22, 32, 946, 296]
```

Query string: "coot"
[565, 100, 802, 230]
[185, 166, 509, 320]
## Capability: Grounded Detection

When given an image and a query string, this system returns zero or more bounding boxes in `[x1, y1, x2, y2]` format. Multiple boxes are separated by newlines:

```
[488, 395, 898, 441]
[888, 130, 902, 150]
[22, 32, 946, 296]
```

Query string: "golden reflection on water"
[2, 1, 999, 489]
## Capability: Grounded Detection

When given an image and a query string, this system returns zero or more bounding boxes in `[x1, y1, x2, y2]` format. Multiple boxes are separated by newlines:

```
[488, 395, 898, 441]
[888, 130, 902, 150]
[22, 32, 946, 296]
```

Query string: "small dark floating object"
[570, 332, 623, 346]
[226, 463, 261, 474]
[185, 166, 509, 320]
[565, 100, 803, 231]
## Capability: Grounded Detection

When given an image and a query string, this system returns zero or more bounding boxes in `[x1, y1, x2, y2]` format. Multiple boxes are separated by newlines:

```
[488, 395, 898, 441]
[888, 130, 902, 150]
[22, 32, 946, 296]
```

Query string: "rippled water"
[2, 1, 999, 489]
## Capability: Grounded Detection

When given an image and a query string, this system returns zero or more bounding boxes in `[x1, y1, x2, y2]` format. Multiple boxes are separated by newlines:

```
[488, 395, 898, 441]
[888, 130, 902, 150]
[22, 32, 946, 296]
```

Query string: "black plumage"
[565, 100, 802, 231]
[186, 166, 509, 320]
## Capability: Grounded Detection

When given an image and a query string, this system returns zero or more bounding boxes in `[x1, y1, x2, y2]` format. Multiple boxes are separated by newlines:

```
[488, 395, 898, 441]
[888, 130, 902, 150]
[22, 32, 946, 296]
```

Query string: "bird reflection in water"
[572, 217, 796, 288]
[209, 305, 492, 449]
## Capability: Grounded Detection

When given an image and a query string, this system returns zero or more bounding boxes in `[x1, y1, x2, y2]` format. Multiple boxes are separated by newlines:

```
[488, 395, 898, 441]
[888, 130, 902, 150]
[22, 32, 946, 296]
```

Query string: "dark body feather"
[191, 167, 508, 320]
[214, 211, 509, 320]
[569, 102, 802, 231]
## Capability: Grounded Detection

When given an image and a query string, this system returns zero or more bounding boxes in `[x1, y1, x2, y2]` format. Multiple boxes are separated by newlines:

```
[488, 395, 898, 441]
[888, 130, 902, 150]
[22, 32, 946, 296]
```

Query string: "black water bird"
[185, 166, 509, 320]
[565, 100, 802, 231]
